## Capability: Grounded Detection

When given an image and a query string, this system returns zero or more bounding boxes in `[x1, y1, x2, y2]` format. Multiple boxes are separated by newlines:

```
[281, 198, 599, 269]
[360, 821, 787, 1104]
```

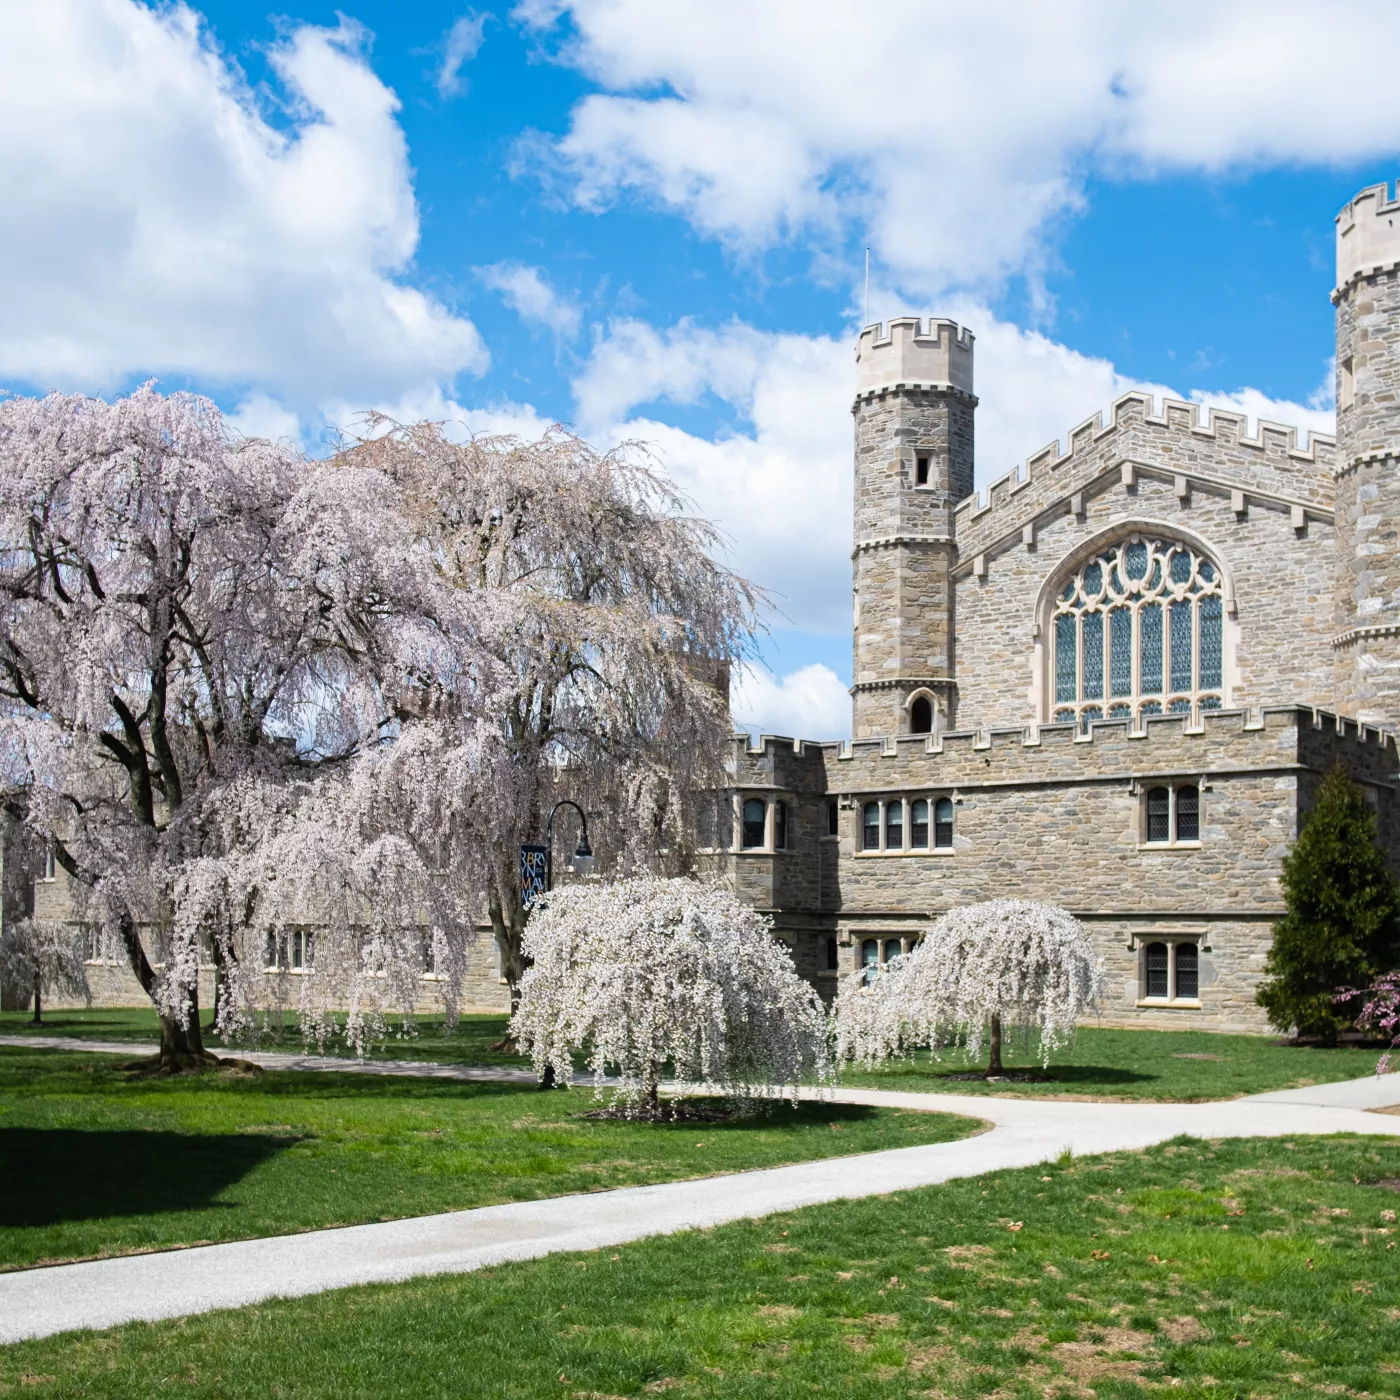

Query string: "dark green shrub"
[1257, 766, 1400, 1042]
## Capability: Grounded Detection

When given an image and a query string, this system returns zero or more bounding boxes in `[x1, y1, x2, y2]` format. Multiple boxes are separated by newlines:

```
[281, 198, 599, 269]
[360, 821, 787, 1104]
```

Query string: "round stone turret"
[850, 318, 976, 739]
[1334, 182, 1400, 728]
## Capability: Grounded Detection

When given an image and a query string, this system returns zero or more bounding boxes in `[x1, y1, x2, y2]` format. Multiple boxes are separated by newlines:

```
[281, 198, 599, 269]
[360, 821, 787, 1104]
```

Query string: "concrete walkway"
[2, 1039, 1398, 1344]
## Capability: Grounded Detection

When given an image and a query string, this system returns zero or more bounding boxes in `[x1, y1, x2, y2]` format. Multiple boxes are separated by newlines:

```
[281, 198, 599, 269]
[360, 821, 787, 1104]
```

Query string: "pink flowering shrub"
[1343, 970, 1400, 1074]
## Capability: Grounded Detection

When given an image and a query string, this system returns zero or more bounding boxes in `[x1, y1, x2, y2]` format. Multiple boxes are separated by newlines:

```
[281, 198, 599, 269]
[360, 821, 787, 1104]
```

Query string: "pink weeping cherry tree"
[0, 390, 759, 1072]
[338, 421, 761, 1030]
[510, 876, 832, 1119]
[0, 387, 505, 1069]
[835, 899, 1104, 1078]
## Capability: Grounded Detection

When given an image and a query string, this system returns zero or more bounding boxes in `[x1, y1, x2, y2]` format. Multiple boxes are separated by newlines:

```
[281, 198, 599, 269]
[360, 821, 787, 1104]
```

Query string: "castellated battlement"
[952, 391, 1336, 555]
[1336, 181, 1400, 291]
[728, 705, 1395, 790]
[855, 317, 975, 399]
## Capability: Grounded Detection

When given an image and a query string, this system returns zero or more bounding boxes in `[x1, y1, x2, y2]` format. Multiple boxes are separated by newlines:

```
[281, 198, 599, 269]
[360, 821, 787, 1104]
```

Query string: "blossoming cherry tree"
[835, 899, 1103, 1078]
[511, 876, 832, 1119]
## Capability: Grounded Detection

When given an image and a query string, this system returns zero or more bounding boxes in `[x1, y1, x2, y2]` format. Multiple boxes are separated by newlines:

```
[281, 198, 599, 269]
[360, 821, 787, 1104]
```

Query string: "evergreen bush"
[1257, 766, 1400, 1042]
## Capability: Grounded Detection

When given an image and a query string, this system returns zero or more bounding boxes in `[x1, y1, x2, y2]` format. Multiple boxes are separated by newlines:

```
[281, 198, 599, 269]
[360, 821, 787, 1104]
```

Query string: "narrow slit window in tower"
[910, 695, 933, 733]
[915, 454, 930, 486]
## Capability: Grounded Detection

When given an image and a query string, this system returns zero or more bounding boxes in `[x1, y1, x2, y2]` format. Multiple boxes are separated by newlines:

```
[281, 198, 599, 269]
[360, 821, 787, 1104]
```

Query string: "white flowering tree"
[511, 876, 831, 1119]
[835, 900, 1104, 1077]
[0, 918, 88, 1025]
[341, 421, 760, 1022]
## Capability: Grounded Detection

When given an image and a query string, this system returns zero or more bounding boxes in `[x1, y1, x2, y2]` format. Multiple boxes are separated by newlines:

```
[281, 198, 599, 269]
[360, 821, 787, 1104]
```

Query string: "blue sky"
[2, 2, 1398, 737]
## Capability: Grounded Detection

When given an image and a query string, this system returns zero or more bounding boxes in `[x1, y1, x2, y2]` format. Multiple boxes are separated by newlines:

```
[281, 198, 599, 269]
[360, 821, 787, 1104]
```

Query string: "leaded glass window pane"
[883, 939, 902, 965]
[1199, 595, 1223, 689]
[1140, 603, 1163, 695]
[1174, 942, 1199, 998]
[910, 799, 929, 849]
[1146, 787, 1170, 843]
[1055, 613, 1077, 703]
[773, 800, 788, 851]
[1145, 942, 1170, 998]
[1175, 785, 1199, 842]
[862, 802, 880, 851]
[884, 800, 903, 849]
[1109, 607, 1132, 696]
[1050, 536, 1226, 729]
[934, 797, 954, 848]
[1082, 611, 1104, 699]
[742, 797, 766, 849]
[1169, 599, 1193, 693]
[861, 938, 879, 984]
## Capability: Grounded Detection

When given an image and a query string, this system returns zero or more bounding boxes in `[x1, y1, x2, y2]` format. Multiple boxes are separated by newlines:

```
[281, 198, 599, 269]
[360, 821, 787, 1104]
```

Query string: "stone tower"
[850, 317, 976, 738]
[1334, 183, 1400, 729]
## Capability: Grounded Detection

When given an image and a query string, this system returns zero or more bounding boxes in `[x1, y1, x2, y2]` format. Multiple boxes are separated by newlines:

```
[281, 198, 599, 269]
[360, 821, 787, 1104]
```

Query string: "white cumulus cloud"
[0, 0, 486, 412]
[476, 262, 582, 339]
[438, 12, 492, 97]
[521, 1, 1400, 297]
[732, 662, 851, 741]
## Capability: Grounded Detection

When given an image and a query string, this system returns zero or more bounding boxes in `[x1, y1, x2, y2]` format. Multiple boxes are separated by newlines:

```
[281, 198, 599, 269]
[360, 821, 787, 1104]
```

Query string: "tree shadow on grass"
[0, 1129, 298, 1229]
[863, 1062, 1158, 1087]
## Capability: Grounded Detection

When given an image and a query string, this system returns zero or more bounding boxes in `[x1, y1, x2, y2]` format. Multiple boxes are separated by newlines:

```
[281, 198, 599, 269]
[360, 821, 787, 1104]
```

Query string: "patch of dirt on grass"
[1366, 1177, 1400, 1191]
[1159, 1314, 1208, 1343]
[755, 1305, 801, 1321]
[1172, 1052, 1223, 1061]
[943, 1244, 994, 1268]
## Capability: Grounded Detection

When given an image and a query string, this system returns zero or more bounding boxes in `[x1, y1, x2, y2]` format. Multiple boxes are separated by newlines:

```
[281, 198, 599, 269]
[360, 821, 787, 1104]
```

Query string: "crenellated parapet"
[727, 707, 1395, 802]
[1335, 181, 1400, 296]
[952, 392, 1335, 569]
[854, 317, 975, 402]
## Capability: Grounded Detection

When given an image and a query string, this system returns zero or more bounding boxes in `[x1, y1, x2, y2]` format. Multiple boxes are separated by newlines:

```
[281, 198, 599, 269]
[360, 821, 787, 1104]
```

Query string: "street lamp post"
[530, 799, 593, 1090]
[544, 799, 594, 889]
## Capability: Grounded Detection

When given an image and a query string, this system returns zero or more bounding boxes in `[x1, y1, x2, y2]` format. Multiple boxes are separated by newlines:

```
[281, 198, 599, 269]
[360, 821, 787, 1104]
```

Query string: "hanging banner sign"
[520, 844, 549, 910]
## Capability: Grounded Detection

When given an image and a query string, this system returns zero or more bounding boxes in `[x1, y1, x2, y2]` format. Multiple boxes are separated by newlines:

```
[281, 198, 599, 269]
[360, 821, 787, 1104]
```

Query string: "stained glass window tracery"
[1048, 535, 1226, 730]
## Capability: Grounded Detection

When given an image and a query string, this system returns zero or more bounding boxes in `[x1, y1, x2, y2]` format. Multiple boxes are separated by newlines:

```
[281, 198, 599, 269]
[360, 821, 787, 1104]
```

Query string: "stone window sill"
[1137, 841, 1202, 853]
[1135, 997, 1202, 1009]
[817, 969, 839, 979]
[735, 848, 793, 856]
[855, 848, 956, 858]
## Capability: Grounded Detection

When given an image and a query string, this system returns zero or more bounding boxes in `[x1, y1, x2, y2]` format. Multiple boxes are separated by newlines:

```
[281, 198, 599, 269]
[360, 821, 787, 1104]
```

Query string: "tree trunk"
[643, 1061, 662, 1121]
[117, 916, 228, 1074]
[30, 973, 41, 1026]
[487, 886, 527, 1054]
[987, 1014, 1004, 1077]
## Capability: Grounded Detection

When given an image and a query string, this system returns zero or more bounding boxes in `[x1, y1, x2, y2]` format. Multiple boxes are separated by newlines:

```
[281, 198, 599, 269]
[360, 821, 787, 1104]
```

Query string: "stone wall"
[725, 708, 1397, 1032]
[953, 469, 1338, 728]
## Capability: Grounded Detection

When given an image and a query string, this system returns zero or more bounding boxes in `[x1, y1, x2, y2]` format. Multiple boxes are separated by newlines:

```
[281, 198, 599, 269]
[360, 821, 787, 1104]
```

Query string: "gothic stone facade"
[714, 181, 1400, 1033]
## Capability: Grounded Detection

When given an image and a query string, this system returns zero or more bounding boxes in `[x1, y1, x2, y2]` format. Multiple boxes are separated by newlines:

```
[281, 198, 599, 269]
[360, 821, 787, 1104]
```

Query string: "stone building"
[714, 180, 1400, 1032]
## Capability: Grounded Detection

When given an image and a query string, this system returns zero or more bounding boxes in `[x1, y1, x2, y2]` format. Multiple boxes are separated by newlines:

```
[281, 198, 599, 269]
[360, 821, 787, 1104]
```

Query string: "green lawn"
[0, 1006, 527, 1068]
[0, 1049, 980, 1271]
[838, 1026, 1386, 1101]
[4, 1132, 1398, 1397]
[2, 1009, 1386, 1101]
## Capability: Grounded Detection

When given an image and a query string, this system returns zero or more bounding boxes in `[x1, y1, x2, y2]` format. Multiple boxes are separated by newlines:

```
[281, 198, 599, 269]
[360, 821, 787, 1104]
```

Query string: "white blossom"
[0, 917, 88, 1016]
[511, 875, 831, 1117]
[835, 899, 1104, 1070]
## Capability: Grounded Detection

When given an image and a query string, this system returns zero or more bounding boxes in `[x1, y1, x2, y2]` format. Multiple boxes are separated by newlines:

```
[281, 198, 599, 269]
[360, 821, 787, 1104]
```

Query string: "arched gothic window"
[1050, 536, 1225, 729]
[909, 694, 933, 734]
[883, 938, 903, 965]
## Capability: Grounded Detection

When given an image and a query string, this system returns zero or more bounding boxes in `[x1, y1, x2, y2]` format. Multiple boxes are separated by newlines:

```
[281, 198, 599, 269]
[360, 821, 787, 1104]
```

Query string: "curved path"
[1, 1038, 1397, 1345]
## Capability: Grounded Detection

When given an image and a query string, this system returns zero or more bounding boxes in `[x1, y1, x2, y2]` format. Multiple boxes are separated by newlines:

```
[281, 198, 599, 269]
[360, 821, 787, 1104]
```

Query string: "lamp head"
[570, 836, 594, 876]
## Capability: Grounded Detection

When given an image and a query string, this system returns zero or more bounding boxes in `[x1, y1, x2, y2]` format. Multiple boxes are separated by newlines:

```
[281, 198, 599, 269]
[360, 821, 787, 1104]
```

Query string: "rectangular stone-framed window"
[1140, 782, 1202, 848]
[855, 794, 956, 855]
[1136, 936, 1202, 1006]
